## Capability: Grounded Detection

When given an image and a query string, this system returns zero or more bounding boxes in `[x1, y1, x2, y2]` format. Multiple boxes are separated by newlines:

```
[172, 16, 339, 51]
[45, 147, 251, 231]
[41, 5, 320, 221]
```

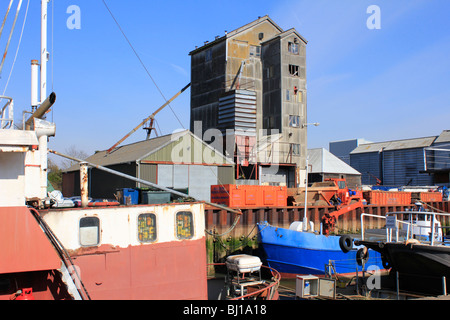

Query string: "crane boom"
[106, 83, 190, 154]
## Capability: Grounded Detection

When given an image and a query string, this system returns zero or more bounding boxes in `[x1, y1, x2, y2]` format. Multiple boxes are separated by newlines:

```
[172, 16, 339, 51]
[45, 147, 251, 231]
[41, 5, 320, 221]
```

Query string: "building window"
[288, 42, 299, 55]
[138, 213, 157, 243]
[265, 66, 273, 78]
[176, 211, 194, 239]
[79, 217, 100, 247]
[297, 90, 303, 102]
[289, 115, 300, 127]
[292, 144, 301, 156]
[289, 64, 299, 76]
[286, 89, 290, 101]
[205, 48, 212, 62]
[249, 45, 261, 58]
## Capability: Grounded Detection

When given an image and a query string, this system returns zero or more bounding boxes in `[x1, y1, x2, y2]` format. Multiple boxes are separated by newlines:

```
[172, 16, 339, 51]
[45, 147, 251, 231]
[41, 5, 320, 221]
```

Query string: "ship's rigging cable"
[1, 0, 29, 98]
[29, 208, 91, 300]
[0, 0, 22, 76]
[101, 0, 185, 131]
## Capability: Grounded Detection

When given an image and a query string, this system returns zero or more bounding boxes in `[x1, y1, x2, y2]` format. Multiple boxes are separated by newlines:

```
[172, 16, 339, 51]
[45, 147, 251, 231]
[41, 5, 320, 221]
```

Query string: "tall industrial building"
[189, 16, 308, 187]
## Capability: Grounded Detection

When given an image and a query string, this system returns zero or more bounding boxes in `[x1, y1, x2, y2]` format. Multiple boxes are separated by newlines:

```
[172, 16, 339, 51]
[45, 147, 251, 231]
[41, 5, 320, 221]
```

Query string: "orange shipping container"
[414, 192, 443, 202]
[211, 185, 287, 208]
[363, 190, 411, 205]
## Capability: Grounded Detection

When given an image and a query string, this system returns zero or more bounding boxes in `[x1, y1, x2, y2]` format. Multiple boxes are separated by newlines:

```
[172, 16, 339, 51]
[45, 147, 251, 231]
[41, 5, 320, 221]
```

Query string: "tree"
[48, 158, 63, 190]
[60, 145, 89, 170]
[47, 145, 89, 191]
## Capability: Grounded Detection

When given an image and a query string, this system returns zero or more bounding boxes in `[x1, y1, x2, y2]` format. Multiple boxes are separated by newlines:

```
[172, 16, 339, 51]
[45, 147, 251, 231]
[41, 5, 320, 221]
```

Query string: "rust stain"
[68, 244, 120, 257]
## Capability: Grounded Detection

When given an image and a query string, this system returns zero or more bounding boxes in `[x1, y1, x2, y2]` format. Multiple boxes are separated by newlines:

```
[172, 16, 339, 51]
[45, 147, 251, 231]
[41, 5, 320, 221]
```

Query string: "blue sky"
[1, 0, 449, 163]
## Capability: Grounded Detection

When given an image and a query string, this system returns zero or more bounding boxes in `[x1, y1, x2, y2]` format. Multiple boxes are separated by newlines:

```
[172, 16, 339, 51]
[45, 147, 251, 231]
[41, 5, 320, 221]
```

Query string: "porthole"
[79, 217, 100, 246]
[176, 211, 194, 240]
[138, 213, 157, 243]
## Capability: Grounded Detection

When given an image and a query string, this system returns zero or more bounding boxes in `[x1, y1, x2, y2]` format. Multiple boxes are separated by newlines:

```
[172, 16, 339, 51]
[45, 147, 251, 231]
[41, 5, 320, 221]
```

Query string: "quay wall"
[205, 201, 450, 264]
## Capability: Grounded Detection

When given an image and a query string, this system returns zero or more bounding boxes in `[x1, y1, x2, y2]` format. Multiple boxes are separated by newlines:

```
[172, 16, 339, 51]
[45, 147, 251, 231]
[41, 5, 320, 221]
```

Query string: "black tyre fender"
[356, 247, 369, 266]
[339, 235, 353, 253]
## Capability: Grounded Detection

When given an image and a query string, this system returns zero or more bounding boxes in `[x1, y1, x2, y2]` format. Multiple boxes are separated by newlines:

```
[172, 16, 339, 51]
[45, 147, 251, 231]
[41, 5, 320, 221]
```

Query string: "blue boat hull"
[257, 222, 383, 276]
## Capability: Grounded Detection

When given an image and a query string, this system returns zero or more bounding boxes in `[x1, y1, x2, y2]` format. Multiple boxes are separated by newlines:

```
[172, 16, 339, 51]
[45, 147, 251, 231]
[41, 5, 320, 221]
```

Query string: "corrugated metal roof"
[351, 136, 436, 154]
[308, 148, 360, 175]
[383, 136, 436, 151]
[64, 130, 232, 172]
[434, 130, 450, 144]
[350, 141, 391, 154]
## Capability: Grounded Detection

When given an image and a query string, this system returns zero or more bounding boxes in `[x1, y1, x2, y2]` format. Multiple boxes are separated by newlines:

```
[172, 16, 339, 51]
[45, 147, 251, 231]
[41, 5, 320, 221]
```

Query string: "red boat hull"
[0, 204, 209, 300]
[70, 238, 208, 300]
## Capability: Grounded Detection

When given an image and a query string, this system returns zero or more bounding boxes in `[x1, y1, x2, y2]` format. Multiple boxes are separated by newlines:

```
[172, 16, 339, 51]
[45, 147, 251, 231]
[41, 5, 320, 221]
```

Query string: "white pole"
[39, 134, 48, 198]
[303, 156, 308, 231]
[40, 0, 48, 104]
[31, 60, 39, 107]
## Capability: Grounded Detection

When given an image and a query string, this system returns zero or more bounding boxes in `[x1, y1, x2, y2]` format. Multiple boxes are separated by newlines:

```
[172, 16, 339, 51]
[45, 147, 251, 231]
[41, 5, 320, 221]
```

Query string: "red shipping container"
[363, 190, 411, 205]
[211, 185, 287, 208]
[416, 192, 443, 202]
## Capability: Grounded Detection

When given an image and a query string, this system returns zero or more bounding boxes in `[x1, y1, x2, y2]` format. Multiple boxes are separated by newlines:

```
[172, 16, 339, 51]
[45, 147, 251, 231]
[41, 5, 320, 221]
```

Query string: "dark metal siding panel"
[90, 163, 137, 199]
[382, 148, 433, 186]
[62, 171, 79, 197]
[350, 152, 381, 185]
[262, 39, 282, 132]
[190, 41, 227, 135]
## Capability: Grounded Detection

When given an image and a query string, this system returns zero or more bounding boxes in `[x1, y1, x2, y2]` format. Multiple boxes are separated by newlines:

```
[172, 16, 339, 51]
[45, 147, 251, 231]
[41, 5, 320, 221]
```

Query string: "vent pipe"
[25, 92, 56, 130]
[31, 60, 39, 109]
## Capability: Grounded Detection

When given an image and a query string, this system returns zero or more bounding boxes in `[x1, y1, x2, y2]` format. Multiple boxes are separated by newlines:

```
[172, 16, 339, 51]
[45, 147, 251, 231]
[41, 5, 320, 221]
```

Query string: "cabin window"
[79, 217, 100, 246]
[337, 181, 346, 189]
[138, 213, 157, 243]
[176, 211, 194, 239]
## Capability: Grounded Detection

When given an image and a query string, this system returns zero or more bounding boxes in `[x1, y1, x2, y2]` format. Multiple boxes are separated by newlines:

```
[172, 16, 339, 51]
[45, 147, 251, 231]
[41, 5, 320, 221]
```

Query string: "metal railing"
[0, 96, 14, 129]
[361, 210, 450, 246]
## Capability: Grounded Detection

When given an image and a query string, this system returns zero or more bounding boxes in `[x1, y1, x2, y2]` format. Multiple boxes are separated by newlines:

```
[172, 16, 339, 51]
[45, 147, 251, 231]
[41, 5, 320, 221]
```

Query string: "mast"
[40, 0, 48, 104]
